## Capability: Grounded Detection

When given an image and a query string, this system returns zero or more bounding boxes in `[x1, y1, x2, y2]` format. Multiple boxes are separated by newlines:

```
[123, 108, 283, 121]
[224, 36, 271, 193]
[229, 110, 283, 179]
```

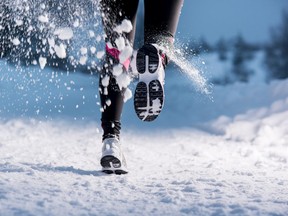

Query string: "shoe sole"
[134, 44, 164, 122]
[101, 155, 128, 175]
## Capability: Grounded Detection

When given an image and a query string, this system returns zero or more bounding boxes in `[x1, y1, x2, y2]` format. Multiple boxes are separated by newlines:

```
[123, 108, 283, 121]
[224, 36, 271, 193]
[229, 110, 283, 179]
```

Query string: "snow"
[54, 27, 74, 40]
[79, 56, 87, 65]
[114, 19, 133, 34]
[90, 47, 96, 54]
[96, 51, 105, 59]
[73, 19, 80, 28]
[116, 73, 131, 90]
[80, 47, 88, 55]
[0, 52, 288, 215]
[119, 45, 133, 65]
[38, 14, 49, 23]
[54, 43, 67, 59]
[0, 120, 287, 215]
[115, 37, 126, 51]
[123, 88, 132, 103]
[38, 56, 47, 69]
[12, 38, 21, 46]
[161, 44, 210, 95]
[113, 64, 124, 77]
[48, 37, 55, 48]
[96, 35, 102, 42]
[15, 19, 23, 26]
[101, 75, 110, 87]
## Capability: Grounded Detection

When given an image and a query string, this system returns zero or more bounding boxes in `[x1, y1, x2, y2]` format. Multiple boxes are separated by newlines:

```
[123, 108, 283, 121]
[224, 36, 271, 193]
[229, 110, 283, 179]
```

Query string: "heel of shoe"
[134, 80, 164, 122]
[101, 155, 128, 175]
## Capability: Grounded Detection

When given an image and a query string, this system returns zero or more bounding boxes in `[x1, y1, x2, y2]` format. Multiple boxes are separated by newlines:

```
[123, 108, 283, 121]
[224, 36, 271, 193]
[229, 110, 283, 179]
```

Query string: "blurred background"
[179, 0, 288, 44]
[1, 0, 287, 82]
[177, 0, 288, 82]
[0, 0, 288, 124]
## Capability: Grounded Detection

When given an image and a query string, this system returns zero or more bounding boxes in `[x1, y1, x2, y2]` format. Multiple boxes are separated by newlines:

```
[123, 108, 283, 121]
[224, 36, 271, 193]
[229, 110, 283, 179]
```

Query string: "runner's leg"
[99, 0, 139, 139]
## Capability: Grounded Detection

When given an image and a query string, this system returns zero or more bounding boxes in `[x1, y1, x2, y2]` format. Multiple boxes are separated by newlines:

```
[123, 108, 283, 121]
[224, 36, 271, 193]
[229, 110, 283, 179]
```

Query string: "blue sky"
[178, 0, 288, 43]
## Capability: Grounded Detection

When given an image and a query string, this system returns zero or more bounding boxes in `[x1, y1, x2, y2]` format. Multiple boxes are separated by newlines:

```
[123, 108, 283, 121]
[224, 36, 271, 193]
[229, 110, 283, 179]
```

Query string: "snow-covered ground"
[0, 52, 288, 215]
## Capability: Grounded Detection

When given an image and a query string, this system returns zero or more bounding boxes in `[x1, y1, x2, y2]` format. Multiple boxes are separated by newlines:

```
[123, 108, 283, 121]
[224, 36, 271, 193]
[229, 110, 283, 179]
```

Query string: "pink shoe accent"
[160, 52, 168, 67]
[106, 44, 120, 60]
[105, 44, 131, 71]
[161, 53, 166, 62]
[123, 58, 131, 71]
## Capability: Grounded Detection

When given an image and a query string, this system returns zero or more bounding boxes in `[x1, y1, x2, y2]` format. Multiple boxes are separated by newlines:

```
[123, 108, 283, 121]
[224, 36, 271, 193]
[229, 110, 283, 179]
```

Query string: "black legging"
[100, 0, 184, 45]
[99, 0, 184, 139]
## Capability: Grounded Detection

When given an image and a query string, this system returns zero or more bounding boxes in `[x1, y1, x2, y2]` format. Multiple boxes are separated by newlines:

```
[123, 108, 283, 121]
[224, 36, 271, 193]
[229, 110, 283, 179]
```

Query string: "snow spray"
[158, 44, 212, 95]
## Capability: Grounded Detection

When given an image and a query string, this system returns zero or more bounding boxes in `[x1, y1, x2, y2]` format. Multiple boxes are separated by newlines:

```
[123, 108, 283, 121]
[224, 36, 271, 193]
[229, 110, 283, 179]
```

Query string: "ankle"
[101, 120, 121, 141]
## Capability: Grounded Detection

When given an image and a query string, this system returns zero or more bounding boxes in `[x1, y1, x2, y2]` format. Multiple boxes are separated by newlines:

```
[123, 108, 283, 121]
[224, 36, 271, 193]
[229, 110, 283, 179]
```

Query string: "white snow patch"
[80, 47, 88, 55]
[119, 45, 133, 64]
[27, 25, 33, 32]
[96, 51, 105, 59]
[90, 47, 96, 54]
[79, 56, 87, 65]
[38, 14, 49, 23]
[48, 37, 55, 55]
[101, 75, 110, 87]
[40, 3, 45, 9]
[15, 19, 23, 26]
[88, 30, 95, 38]
[106, 99, 111, 106]
[129, 51, 138, 76]
[54, 27, 74, 40]
[123, 88, 132, 102]
[115, 37, 126, 51]
[39, 56, 47, 69]
[54, 43, 67, 59]
[12, 38, 21, 46]
[48, 37, 55, 48]
[116, 73, 131, 90]
[112, 64, 123, 77]
[73, 19, 80, 27]
[114, 19, 133, 34]
[96, 35, 102, 42]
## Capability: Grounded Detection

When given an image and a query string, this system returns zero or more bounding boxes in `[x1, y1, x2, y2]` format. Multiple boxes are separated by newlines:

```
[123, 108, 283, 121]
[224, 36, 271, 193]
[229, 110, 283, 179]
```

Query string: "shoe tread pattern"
[101, 155, 128, 175]
[134, 44, 164, 122]
[136, 44, 159, 74]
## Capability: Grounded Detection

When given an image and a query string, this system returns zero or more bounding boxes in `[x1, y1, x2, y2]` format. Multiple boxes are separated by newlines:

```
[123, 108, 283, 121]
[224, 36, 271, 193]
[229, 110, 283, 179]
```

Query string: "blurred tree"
[231, 34, 254, 82]
[187, 36, 212, 56]
[265, 11, 288, 80]
[0, 4, 13, 58]
[199, 36, 212, 53]
[215, 37, 228, 61]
